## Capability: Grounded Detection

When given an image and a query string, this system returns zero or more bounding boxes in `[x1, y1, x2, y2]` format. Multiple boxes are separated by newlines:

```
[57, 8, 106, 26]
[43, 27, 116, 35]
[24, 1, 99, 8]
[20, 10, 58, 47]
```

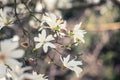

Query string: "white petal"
[34, 37, 40, 42]
[0, 64, 6, 78]
[12, 35, 20, 42]
[50, 13, 57, 22]
[38, 33, 41, 37]
[19, 73, 34, 80]
[72, 66, 83, 77]
[5, 58, 22, 69]
[35, 2, 42, 12]
[43, 44, 48, 53]
[1, 40, 18, 52]
[46, 42, 56, 48]
[46, 35, 54, 41]
[60, 55, 70, 67]
[64, 55, 70, 64]
[35, 43, 43, 49]
[9, 49, 24, 58]
[60, 55, 63, 63]
[41, 29, 46, 40]
[74, 22, 82, 30]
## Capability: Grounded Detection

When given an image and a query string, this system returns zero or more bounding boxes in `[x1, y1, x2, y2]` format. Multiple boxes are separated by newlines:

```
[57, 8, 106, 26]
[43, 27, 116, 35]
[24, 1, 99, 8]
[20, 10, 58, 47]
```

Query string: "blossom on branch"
[73, 22, 86, 44]
[9, 65, 33, 80]
[34, 29, 56, 53]
[42, 13, 67, 36]
[60, 55, 83, 77]
[0, 39, 24, 78]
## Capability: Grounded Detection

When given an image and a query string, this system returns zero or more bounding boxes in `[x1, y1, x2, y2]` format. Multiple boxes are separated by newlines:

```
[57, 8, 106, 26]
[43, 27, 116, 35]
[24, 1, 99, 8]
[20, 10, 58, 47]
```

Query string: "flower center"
[61, 66, 68, 70]
[0, 54, 5, 61]
[41, 40, 46, 44]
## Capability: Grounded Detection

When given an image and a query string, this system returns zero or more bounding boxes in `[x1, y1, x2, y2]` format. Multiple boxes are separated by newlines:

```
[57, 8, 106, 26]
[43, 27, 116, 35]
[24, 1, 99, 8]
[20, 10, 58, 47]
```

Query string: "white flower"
[73, 22, 86, 43]
[60, 55, 83, 77]
[42, 13, 66, 30]
[9, 65, 33, 80]
[0, 39, 24, 78]
[42, 13, 67, 37]
[0, 8, 13, 30]
[32, 71, 48, 80]
[34, 29, 56, 53]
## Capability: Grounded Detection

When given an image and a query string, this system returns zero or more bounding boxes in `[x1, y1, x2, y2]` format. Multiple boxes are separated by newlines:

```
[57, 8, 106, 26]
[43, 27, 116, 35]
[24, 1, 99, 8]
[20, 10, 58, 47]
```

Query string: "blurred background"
[0, 0, 120, 80]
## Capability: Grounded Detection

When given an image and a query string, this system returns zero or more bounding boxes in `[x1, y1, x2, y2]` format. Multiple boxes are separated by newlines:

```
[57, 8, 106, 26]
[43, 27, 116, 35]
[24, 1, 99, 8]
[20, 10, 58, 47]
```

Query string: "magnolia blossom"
[0, 8, 13, 30]
[32, 71, 48, 80]
[73, 22, 86, 43]
[34, 29, 56, 53]
[42, 13, 67, 37]
[8, 65, 33, 80]
[60, 55, 83, 77]
[42, 13, 66, 30]
[0, 39, 24, 78]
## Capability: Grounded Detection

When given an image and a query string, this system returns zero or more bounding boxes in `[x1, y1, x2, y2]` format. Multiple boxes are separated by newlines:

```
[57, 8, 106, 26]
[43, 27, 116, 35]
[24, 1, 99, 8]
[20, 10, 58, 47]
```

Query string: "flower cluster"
[0, 39, 48, 80]
[0, 0, 87, 79]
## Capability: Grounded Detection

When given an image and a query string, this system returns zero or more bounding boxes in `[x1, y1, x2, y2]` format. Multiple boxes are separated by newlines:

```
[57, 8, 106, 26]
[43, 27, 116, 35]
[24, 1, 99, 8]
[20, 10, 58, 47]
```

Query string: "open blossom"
[32, 71, 48, 80]
[42, 13, 66, 31]
[73, 22, 86, 43]
[0, 39, 24, 78]
[8, 65, 33, 80]
[34, 29, 56, 53]
[60, 55, 83, 77]
[0, 8, 13, 30]
[42, 13, 67, 37]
